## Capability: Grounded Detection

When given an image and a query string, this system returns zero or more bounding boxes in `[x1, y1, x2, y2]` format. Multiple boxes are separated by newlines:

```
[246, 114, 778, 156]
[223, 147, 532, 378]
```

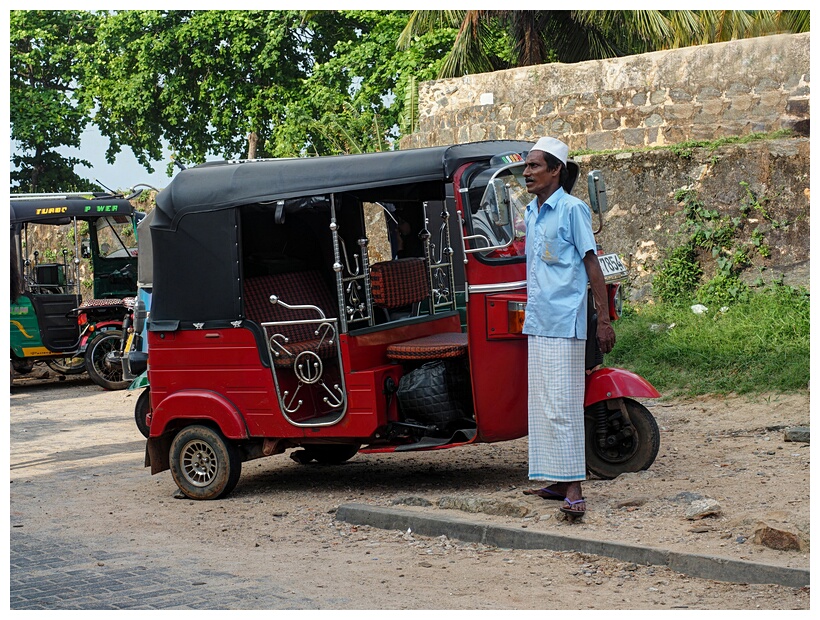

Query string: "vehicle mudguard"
[80, 320, 123, 349]
[149, 390, 249, 439]
[127, 370, 149, 391]
[584, 367, 660, 407]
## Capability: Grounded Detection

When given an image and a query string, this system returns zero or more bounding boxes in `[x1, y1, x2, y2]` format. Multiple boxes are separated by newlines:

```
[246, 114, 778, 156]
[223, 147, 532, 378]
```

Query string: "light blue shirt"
[523, 187, 597, 339]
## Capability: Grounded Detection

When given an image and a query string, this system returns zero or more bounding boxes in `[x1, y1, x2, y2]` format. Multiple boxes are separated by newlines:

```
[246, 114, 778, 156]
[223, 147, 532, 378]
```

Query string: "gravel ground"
[9, 367, 810, 610]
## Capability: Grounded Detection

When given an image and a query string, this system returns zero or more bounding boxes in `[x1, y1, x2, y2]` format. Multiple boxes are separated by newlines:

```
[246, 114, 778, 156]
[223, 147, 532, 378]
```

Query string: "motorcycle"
[84, 291, 136, 391]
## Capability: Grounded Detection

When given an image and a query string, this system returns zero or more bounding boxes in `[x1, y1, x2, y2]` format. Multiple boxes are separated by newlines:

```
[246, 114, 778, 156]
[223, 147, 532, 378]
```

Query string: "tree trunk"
[247, 132, 258, 160]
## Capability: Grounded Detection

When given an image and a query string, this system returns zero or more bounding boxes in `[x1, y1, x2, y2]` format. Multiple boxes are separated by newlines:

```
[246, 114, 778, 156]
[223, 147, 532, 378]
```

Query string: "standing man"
[521, 137, 615, 519]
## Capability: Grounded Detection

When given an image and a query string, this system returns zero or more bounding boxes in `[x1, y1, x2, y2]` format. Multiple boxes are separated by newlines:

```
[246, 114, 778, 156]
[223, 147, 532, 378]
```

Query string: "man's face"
[523, 150, 560, 199]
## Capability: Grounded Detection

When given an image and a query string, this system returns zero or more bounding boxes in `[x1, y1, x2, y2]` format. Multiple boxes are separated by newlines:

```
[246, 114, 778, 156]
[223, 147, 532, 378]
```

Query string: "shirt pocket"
[539, 231, 570, 265]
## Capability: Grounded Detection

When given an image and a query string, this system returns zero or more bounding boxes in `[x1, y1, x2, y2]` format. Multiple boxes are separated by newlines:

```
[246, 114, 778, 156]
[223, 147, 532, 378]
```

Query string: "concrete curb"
[336, 503, 809, 589]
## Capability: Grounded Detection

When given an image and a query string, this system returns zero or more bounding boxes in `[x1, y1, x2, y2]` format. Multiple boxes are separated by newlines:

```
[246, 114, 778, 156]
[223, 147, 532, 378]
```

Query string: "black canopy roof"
[153, 140, 535, 231]
[9, 195, 136, 226]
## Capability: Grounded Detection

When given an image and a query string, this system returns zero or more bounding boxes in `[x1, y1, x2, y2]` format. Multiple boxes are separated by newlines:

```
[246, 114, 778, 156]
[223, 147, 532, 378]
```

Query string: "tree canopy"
[399, 10, 811, 78]
[10, 10, 100, 192]
[9, 9, 810, 192]
[75, 10, 456, 171]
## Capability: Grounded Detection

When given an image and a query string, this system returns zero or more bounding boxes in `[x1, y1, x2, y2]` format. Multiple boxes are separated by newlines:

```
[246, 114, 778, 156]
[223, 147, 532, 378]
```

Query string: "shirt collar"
[526, 186, 566, 214]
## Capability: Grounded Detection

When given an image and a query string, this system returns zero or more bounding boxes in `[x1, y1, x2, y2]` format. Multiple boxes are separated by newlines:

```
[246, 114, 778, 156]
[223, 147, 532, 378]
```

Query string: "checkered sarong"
[527, 335, 586, 482]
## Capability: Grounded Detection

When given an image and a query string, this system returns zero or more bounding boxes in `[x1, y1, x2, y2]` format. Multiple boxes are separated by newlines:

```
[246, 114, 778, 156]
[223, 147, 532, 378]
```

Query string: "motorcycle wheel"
[584, 398, 660, 479]
[86, 330, 129, 390]
[47, 357, 86, 375]
[134, 388, 151, 438]
[169, 425, 242, 500]
[299, 444, 360, 465]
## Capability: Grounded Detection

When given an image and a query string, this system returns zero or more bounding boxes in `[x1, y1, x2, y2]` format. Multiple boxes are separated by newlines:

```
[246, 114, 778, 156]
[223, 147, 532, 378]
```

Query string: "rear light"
[508, 301, 526, 334]
[77, 313, 88, 326]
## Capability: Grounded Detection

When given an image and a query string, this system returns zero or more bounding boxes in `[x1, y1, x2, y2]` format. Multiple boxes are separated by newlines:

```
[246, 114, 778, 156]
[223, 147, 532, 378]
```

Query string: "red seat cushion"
[370, 258, 429, 309]
[244, 271, 338, 365]
[386, 332, 468, 361]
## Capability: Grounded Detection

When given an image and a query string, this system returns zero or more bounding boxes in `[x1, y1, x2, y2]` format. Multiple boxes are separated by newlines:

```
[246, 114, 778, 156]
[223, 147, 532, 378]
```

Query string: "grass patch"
[606, 284, 809, 397]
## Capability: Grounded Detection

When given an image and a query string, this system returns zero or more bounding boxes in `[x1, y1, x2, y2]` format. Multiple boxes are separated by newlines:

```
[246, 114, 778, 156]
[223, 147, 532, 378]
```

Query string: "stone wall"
[401, 33, 809, 152]
[400, 33, 810, 299]
[572, 138, 810, 300]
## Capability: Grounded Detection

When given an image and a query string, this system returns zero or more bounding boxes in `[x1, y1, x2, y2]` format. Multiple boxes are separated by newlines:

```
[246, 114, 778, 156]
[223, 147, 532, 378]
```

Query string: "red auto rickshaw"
[142, 140, 660, 499]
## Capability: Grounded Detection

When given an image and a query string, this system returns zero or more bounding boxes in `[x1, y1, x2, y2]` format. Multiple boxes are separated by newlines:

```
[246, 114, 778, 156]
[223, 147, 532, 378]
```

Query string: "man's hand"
[582, 250, 617, 354]
[597, 319, 616, 354]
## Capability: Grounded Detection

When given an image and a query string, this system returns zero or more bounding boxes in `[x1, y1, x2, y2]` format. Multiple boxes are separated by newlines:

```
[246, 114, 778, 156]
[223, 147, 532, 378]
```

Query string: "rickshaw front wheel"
[134, 388, 151, 438]
[584, 398, 660, 480]
[170, 425, 242, 500]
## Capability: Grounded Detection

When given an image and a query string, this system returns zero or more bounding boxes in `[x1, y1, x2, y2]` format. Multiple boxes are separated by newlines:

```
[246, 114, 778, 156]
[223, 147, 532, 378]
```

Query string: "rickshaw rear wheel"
[299, 444, 360, 465]
[134, 388, 151, 438]
[584, 398, 660, 479]
[170, 425, 242, 500]
[86, 330, 129, 390]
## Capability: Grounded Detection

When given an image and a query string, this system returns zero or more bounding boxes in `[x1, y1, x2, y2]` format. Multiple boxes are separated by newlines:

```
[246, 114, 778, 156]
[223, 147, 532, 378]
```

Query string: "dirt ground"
[8, 367, 811, 610]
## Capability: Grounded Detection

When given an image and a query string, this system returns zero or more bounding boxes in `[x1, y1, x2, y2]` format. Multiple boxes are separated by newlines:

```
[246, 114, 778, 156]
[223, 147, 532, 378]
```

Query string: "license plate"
[598, 253, 627, 280]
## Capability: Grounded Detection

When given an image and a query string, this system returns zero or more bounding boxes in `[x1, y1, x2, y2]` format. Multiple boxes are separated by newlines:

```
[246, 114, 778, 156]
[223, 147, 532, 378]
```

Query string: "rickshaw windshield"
[94, 216, 136, 259]
[467, 162, 529, 259]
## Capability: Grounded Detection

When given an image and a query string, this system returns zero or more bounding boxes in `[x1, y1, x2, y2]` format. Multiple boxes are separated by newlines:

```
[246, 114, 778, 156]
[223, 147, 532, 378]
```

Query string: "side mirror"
[587, 170, 608, 235]
[587, 170, 608, 214]
[81, 238, 91, 259]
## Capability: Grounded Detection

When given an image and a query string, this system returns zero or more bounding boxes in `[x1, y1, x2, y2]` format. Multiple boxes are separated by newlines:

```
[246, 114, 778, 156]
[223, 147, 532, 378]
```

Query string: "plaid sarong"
[527, 335, 586, 482]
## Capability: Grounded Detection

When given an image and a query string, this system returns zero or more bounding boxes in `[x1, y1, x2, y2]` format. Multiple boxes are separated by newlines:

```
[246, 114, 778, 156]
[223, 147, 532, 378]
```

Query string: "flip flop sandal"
[522, 487, 566, 501]
[559, 498, 586, 518]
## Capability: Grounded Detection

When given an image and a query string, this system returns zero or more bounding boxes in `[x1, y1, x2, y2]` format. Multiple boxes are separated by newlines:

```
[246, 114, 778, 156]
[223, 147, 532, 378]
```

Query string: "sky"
[8, 121, 179, 194]
[59, 126, 177, 192]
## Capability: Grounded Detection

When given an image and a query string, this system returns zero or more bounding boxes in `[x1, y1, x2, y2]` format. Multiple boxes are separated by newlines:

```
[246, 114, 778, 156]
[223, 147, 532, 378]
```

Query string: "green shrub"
[652, 245, 702, 303]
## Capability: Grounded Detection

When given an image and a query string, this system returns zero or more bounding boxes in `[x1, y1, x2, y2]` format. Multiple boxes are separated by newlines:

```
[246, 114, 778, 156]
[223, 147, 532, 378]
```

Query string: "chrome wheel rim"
[180, 439, 218, 487]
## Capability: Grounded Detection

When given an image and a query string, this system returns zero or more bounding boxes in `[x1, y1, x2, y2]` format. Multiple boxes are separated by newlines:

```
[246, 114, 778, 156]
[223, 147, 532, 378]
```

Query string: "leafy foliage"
[10, 10, 100, 192]
[74, 10, 455, 169]
[79, 10, 314, 170]
[9, 9, 810, 186]
[289, 11, 453, 155]
[652, 184, 783, 306]
[652, 245, 702, 304]
[399, 10, 809, 78]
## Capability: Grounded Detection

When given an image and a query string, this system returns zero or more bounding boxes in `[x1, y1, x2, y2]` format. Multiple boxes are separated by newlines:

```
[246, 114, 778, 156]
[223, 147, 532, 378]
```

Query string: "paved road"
[11, 530, 324, 610]
[9, 374, 328, 610]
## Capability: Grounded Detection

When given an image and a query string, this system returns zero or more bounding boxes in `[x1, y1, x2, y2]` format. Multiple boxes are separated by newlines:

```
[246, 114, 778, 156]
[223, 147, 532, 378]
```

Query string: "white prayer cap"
[531, 137, 568, 166]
